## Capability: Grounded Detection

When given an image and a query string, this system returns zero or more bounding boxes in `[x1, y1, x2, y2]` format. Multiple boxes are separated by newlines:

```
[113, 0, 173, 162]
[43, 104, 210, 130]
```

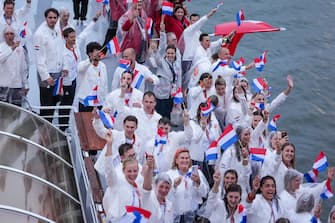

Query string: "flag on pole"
[97, 109, 116, 129]
[268, 114, 281, 131]
[320, 179, 333, 200]
[238, 204, 247, 223]
[106, 37, 121, 54]
[254, 51, 267, 72]
[201, 99, 216, 116]
[145, 18, 154, 39]
[252, 77, 268, 93]
[217, 124, 238, 150]
[154, 128, 168, 146]
[52, 76, 63, 96]
[250, 148, 267, 163]
[205, 141, 218, 161]
[236, 9, 245, 26]
[171, 87, 183, 104]
[162, 1, 174, 16]
[131, 70, 145, 89]
[230, 57, 245, 71]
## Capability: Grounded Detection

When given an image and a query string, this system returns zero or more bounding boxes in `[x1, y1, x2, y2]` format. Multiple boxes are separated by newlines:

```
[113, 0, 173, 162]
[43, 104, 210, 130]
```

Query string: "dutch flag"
[154, 128, 168, 146]
[131, 70, 145, 89]
[83, 85, 101, 106]
[19, 21, 27, 38]
[250, 148, 267, 163]
[119, 206, 152, 223]
[252, 77, 268, 93]
[97, 109, 115, 129]
[162, 1, 174, 16]
[217, 124, 238, 151]
[238, 204, 247, 223]
[254, 51, 267, 72]
[229, 57, 245, 71]
[52, 76, 63, 96]
[171, 87, 183, 104]
[236, 9, 245, 27]
[304, 169, 318, 183]
[145, 17, 154, 39]
[201, 99, 216, 116]
[106, 37, 121, 55]
[119, 59, 131, 71]
[313, 151, 328, 172]
[212, 59, 228, 72]
[320, 179, 333, 200]
[251, 102, 265, 111]
[205, 141, 218, 161]
[268, 114, 281, 131]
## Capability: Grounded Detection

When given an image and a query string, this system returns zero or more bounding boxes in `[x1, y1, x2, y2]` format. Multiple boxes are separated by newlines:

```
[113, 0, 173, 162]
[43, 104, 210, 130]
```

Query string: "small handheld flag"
[52, 77, 63, 96]
[119, 59, 131, 70]
[145, 18, 154, 39]
[162, 1, 174, 16]
[131, 70, 144, 89]
[236, 9, 245, 27]
[250, 148, 266, 163]
[304, 169, 318, 183]
[120, 206, 152, 223]
[83, 85, 101, 106]
[320, 179, 333, 200]
[304, 151, 328, 183]
[254, 51, 267, 72]
[154, 128, 168, 146]
[251, 102, 265, 111]
[106, 37, 120, 55]
[97, 109, 116, 129]
[252, 77, 268, 93]
[230, 57, 245, 71]
[268, 114, 280, 131]
[19, 21, 27, 38]
[238, 204, 247, 223]
[201, 99, 216, 116]
[205, 141, 218, 161]
[171, 87, 183, 104]
[217, 124, 238, 150]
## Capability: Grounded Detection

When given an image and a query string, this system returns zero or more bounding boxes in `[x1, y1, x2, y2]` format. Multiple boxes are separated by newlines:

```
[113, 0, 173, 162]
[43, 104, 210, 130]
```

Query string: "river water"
[14, 0, 335, 220]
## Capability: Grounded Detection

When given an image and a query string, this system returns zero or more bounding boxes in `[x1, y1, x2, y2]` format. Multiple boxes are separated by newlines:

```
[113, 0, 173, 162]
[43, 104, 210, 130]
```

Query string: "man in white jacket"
[34, 8, 63, 122]
[0, 26, 28, 106]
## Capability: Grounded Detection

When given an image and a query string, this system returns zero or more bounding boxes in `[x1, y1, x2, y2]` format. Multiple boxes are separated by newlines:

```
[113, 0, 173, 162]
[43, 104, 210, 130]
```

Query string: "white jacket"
[0, 42, 28, 88]
[112, 62, 159, 92]
[77, 59, 108, 105]
[34, 21, 63, 82]
[187, 85, 216, 119]
[62, 45, 81, 86]
[166, 168, 209, 216]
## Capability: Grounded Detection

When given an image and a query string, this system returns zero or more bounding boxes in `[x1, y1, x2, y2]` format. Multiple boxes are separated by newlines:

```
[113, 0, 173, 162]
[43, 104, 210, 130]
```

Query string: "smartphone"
[191, 165, 199, 175]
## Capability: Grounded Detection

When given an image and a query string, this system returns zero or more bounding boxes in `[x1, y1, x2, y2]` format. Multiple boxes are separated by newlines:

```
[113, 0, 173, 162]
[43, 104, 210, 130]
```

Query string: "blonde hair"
[171, 148, 192, 169]
[122, 158, 138, 171]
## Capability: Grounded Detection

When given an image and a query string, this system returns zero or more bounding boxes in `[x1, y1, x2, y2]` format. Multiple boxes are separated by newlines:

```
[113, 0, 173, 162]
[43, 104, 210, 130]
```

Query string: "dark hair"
[275, 218, 291, 223]
[166, 44, 176, 52]
[119, 143, 133, 156]
[123, 115, 138, 125]
[3, 0, 14, 8]
[232, 85, 247, 103]
[224, 184, 242, 218]
[121, 70, 133, 78]
[173, 5, 186, 15]
[215, 77, 226, 87]
[62, 27, 75, 38]
[281, 142, 295, 168]
[143, 91, 156, 100]
[189, 13, 200, 19]
[208, 95, 218, 107]
[258, 175, 277, 196]
[199, 72, 212, 82]
[44, 8, 59, 18]
[222, 169, 238, 199]
[199, 33, 209, 42]
[159, 117, 171, 126]
[86, 41, 102, 55]
[196, 102, 210, 122]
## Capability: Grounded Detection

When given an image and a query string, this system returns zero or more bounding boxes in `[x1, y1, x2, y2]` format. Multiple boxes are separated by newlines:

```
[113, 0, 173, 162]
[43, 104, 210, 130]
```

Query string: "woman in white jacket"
[288, 193, 321, 223]
[166, 148, 209, 223]
[246, 175, 287, 222]
[203, 170, 246, 223]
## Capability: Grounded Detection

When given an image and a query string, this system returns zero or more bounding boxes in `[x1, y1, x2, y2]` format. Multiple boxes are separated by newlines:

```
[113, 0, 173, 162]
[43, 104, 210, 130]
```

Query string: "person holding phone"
[166, 148, 209, 223]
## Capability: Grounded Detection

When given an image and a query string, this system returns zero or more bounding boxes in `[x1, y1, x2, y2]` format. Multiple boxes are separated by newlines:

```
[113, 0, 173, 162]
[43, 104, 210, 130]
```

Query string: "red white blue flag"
[145, 18, 154, 39]
[320, 179, 333, 200]
[162, 1, 174, 16]
[205, 141, 218, 161]
[254, 51, 267, 72]
[250, 148, 266, 163]
[171, 87, 183, 104]
[83, 85, 101, 106]
[238, 204, 247, 223]
[201, 99, 216, 116]
[106, 37, 120, 55]
[97, 109, 116, 129]
[236, 9, 245, 27]
[251, 102, 265, 111]
[252, 77, 268, 93]
[52, 76, 63, 96]
[230, 57, 245, 71]
[304, 151, 328, 183]
[217, 124, 238, 150]
[268, 114, 281, 131]
[131, 70, 144, 89]
[19, 21, 27, 38]
[154, 128, 168, 146]
[119, 206, 152, 223]
[119, 59, 131, 71]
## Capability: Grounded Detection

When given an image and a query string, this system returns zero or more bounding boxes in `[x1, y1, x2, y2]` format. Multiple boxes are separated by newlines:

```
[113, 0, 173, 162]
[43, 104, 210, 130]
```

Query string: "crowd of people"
[0, 0, 334, 222]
